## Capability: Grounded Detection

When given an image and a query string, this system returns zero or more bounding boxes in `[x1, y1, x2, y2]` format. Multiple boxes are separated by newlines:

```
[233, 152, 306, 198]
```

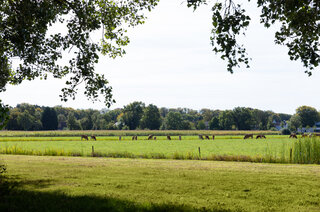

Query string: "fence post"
[92, 145, 94, 156]
[198, 147, 201, 159]
[290, 148, 292, 163]
[119, 136, 121, 141]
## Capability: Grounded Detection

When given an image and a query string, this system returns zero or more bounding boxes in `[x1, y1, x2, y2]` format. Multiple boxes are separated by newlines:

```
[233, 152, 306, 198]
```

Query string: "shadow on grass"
[0, 177, 231, 212]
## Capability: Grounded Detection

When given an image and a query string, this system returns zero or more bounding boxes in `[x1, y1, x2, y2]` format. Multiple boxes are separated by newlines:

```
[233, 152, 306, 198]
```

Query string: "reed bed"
[292, 137, 320, 164]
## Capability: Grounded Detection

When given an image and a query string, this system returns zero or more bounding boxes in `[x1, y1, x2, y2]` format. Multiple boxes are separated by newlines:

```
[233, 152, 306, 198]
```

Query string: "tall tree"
[122, 102, 145, 130]
[57, 114, 67, 130]
[196, 120, 206, 130]
[17, 111, 34, 131]
[288, 114, 302, 132]
[41, 107, 58, 130]
[164, 112, 183, 130]
[209, 116, 220, 130]
[251, 109, 272, 130]
[218, 110, 234, 130]
[0, 0, 159, 126]
[295, 106, 320, 127]
[140, 104, 161, 130]
[232, 107, 253, 130]
[67, 112, 81, 130]
[0, 100, 9, 130]
[0, 0, 159, 104]
[6, 108, 22, 130]
[199, 109, 214, 122]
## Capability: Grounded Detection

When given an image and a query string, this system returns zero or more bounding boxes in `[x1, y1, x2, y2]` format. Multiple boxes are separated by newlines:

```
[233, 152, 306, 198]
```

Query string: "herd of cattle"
[289, 133, 320, 139]
[80, 133, 320, 141]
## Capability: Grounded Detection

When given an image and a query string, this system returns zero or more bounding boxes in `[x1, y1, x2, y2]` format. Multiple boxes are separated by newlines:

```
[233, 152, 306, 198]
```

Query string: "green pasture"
[0, 135, 294, 162]
[0, 130, 278, 137]
[1, 155, 320, 211]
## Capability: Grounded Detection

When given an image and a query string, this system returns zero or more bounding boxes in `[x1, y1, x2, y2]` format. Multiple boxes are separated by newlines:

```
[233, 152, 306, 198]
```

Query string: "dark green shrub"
[0, 161, 10, 197]
[281, 128, 291, 135]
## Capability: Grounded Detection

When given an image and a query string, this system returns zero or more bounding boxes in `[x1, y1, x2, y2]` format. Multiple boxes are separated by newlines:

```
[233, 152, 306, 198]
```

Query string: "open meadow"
[1, 130, 320, 211]
[1, 155, 320, 211]
[0, 130, 319, 164]
[0, 130, 297, 163]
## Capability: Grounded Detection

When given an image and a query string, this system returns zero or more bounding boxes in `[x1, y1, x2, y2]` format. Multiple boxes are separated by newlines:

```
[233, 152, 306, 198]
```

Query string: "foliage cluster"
[0, 130, 278, 137]
[287, 105, 320, 131]
[0, 0, 159, 105]
[281, 128, 291, 135]
[4, 102, 293, 131]
[1, 0, 320, 130]
[0, 160, 10, 198]
[188, 0, 320, 75]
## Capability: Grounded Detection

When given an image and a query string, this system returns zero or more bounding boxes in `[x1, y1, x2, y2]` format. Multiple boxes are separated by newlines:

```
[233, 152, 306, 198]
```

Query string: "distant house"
[315, 122, 320, 132]
[204, 121, 209, 130]
[297, 128, 314, 133]
[297, 122, 320, 133]
[273, 120, 288, 131]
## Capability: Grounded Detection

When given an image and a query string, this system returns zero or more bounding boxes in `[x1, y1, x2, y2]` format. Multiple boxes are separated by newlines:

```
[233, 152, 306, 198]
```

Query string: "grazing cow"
[289, 133, 297, 139]
[205, 135, 210, 140]
[212, 135, 215, 140]
[198, 135, 204, 140]
[147, 135, 153, 140]
[301, 134, 308, 138]
[90, 135, 96, 141]
[81, 135, 88, 141]
[243, 134, 253, 139]
[256, 135, 266, 139]
[309, 133, 320, 138]
[154, 136, 157, 140]
[167, 135, 171, 140]
[179, 135, 181, 140]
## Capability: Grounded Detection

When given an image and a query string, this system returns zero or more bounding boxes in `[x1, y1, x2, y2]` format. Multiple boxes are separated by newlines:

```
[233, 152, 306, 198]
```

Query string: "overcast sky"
[1, 0, 320, 114]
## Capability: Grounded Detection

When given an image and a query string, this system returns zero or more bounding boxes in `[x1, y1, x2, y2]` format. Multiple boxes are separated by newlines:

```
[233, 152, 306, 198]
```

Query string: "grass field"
[0, 130, 279, 137]
[1, 155, 320, 211]
[0, 135, 294, 162]
[0, 130, 319, 164]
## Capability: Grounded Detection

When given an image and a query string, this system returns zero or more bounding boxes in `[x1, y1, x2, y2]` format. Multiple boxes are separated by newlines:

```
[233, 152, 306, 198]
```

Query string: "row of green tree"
[4, 102, 320, 131]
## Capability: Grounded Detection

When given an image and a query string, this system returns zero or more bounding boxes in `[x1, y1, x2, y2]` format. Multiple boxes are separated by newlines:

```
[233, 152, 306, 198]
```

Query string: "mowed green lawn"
[1, 155, 320, 211]
[0, 135, 294, 159]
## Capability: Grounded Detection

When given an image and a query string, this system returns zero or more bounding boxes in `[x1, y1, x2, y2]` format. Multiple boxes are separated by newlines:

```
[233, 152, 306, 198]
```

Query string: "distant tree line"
[3, 102, 320, 131]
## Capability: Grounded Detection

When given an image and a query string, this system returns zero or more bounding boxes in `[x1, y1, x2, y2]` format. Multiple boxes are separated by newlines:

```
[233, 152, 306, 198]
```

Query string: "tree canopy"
[295, 105, 320, 127]
[41, 107, 58, 130]
[0, 0, 158, 106]
[4, 102, 296, 131]
[1, 0, 319, 128]
[187, 0, 320, 75]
